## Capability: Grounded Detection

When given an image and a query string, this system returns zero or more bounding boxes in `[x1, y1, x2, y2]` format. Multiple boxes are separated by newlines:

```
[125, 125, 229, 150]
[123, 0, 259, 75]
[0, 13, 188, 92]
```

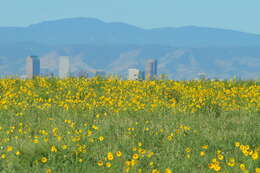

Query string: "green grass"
[0, 108, 258, 173]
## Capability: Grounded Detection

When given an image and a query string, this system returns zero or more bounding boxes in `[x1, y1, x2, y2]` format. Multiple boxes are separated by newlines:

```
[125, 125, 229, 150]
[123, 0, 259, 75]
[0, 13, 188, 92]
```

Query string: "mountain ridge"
[0, 17, 259, 79]
[1, 17, 260, 46]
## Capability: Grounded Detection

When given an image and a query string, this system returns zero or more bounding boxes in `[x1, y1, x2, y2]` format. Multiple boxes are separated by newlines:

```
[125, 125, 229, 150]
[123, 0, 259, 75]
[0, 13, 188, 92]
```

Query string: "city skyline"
[24, 54, 160, 80]
[17, 51, 259, 80]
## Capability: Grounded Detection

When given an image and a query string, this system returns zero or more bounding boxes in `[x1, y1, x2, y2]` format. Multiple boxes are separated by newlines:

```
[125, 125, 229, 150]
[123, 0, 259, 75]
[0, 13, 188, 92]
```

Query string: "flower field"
[0, 77, 259, 173]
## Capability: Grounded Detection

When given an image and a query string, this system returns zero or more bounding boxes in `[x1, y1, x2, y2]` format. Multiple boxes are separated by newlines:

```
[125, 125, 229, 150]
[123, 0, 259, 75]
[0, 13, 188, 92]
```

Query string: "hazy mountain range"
[0, 17, 259, 79]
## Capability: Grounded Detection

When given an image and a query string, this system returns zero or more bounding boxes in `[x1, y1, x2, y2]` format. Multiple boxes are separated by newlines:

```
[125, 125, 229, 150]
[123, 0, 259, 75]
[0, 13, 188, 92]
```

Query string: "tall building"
[140, 71, 145, 80]
[26, 56, 40, 79]
[59, 56, 70, 78]
[145, 59, 157, 80]
[128, 68, 141, 80]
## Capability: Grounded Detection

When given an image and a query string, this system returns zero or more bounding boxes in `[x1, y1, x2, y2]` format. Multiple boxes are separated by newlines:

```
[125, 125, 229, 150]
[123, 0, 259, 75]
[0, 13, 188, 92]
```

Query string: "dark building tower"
[26, 56, 40, 79]
[145, 59, 157, 80]
[153, 59, 157, 76]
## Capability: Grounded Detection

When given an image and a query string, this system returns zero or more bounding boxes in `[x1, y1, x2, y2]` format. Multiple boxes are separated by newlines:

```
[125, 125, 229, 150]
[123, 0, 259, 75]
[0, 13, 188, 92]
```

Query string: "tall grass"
[0, 77, 258, 173]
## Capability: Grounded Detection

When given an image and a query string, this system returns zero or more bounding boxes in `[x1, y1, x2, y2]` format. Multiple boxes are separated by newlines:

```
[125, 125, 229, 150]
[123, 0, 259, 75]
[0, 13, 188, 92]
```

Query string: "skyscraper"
[145, 59, 157, 80]
[26, 56, 40, 79]
[128, 68, 141, 80]
[59, 56, 70, 78]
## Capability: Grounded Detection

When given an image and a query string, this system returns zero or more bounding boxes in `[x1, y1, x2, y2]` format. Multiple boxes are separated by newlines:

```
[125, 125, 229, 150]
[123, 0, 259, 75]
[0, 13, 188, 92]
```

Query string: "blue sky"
[1, 0, 260, 34]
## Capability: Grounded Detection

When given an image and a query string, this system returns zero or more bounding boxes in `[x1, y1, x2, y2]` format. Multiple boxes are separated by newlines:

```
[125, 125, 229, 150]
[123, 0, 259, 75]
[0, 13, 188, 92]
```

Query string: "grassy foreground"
[0, 77, 259, 173]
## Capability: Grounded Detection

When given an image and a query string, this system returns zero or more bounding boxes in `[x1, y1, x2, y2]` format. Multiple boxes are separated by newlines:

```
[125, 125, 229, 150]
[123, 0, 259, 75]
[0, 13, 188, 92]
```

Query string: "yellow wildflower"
[6, 146, 13, 152]
[133, 153, 139, 160]
[106, 162, 111, 168]
[165, 168, 172, 173]
[116, 151, 122, 157]
[252, 152, 258, 160]
[97, 161, 103, 166]
[41, 157, 48, 163]
[201, 145, 208, 149]
[99, 136, 104, 141]
[1, 154, 6, 159]
[218, 154, 224, 160]
[107, 152, 114, 160]
[235, 142, 240, 147]
[51, 146, 58, 152]
[152, 169, 160, 173]
[185, 148, 191, 153]
[46, 168, 52, 173]
[167, 135, 173, 141]
[240, 164, 246, 170]
[200, 151, 205, 157]
[61, 144, 68, 150]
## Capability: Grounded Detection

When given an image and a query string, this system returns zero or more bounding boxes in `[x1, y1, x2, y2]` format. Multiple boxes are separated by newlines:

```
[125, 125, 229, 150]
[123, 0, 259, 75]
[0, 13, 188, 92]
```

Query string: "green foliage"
[0, 109, 258, 172]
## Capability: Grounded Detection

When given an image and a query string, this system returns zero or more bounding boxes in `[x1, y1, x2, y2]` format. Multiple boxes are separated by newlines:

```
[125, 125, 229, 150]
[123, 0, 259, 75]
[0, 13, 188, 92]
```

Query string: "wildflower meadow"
[0, 77, 259, 173]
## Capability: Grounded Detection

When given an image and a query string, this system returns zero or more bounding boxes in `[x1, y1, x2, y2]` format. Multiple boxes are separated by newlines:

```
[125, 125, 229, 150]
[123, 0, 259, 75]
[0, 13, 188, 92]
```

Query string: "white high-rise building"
[59, 56, 70, 78]
[26, 56, 40, 79]
[128, 68, 142, 80]
[145, 59, 157, 80]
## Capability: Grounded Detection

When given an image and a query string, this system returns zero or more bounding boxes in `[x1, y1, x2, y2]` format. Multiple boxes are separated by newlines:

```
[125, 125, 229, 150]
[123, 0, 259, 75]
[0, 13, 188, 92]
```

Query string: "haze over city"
[0, 0, 259, 80]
